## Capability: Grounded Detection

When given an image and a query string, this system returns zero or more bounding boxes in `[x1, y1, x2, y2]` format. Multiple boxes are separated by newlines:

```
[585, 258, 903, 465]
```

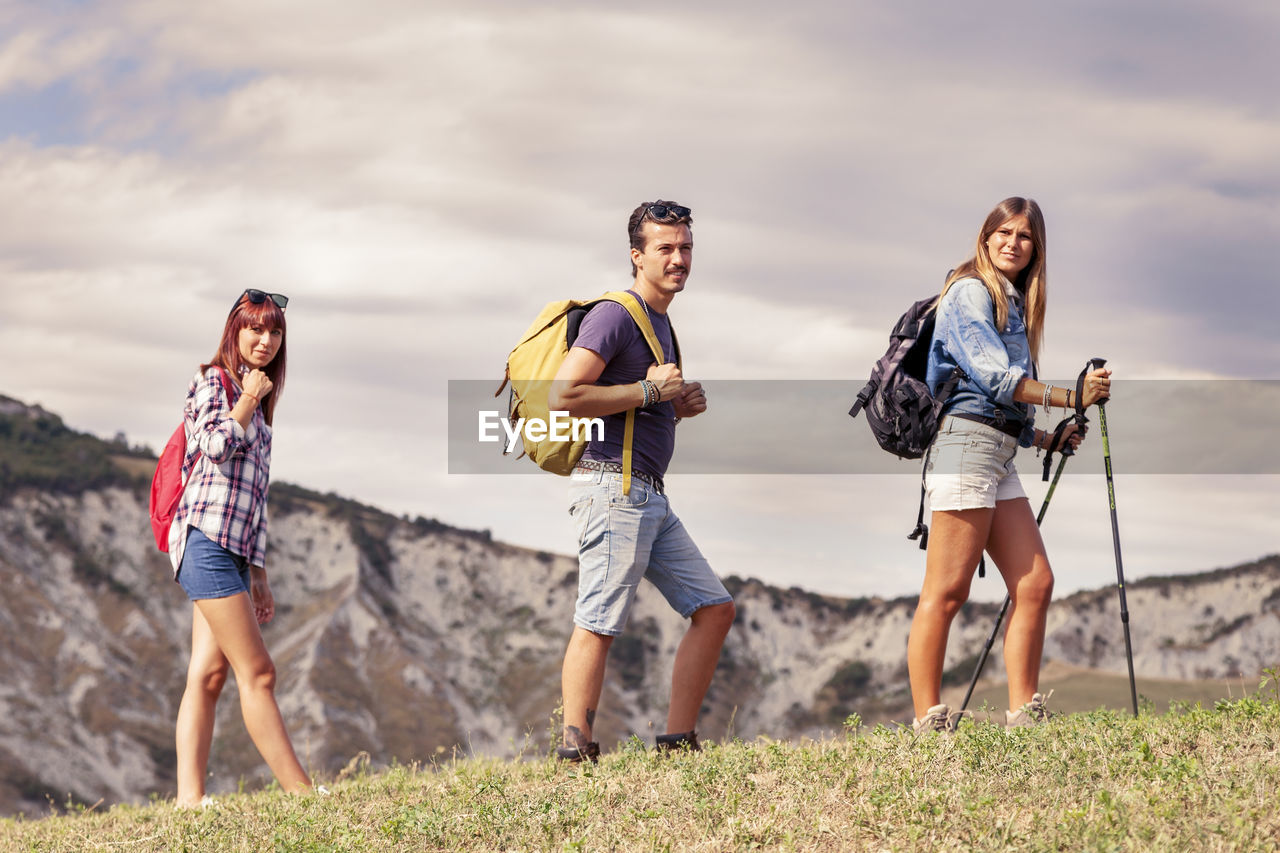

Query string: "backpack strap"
[908, 366, 985, 578]
[848, 378, 875, 418]
[599, 291, 673, 366]
[905, 364, 965, 545]
[598, 291, 675, 495]
[908, 447, 985, 579]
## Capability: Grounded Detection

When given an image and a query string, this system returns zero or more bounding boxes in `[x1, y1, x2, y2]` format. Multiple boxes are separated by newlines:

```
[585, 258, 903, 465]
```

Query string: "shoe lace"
[1025, 689, 1055, 722]
[919, 707, 967, 732]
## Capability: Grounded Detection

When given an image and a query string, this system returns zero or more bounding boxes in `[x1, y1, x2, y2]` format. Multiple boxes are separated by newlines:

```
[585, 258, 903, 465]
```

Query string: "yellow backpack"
[495, 291, 680, 494]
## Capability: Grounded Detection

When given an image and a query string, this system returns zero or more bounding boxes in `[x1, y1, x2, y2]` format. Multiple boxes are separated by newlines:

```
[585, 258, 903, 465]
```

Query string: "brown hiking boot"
[1006, 690, 1055, 728]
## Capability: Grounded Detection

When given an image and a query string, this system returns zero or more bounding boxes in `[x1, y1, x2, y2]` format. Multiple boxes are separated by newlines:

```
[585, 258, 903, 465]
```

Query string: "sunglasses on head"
[235, 289, 289, 311]
[640, 203, 691, 223]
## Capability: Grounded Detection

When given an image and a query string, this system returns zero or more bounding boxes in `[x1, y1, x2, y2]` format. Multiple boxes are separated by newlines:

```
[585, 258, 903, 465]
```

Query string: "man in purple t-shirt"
[547, 200, 735, 761]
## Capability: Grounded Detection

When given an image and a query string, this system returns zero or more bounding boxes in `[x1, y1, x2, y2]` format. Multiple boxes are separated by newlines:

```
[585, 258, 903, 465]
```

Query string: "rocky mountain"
[1, 394, 1277, 816]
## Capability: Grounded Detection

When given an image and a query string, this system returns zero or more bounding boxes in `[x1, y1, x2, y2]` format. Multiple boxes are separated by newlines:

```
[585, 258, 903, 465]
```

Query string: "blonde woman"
[907, 198, 1111, 732]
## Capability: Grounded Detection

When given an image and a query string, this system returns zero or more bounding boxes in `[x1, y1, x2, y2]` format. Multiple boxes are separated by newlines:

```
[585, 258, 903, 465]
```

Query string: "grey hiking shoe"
[1006, 690, 1055, 728]
[912, 703, 962, 735]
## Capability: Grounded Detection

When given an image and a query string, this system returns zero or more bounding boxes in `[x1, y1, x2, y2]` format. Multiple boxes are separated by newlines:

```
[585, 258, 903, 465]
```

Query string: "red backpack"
[149, 367, 232, 552]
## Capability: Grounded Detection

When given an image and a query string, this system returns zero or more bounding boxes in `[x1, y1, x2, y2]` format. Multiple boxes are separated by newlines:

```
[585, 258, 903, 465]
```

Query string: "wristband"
[640, 380, 661, 408]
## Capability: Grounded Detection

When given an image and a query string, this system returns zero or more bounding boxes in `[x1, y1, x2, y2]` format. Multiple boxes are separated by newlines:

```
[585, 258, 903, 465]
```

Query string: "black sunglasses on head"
[641, 203, 691, 222]
[236, 289, 289, 311]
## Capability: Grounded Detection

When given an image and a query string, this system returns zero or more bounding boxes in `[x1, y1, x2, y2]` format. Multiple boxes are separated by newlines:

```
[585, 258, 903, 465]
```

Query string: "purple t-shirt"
[571, 293, 677, 479]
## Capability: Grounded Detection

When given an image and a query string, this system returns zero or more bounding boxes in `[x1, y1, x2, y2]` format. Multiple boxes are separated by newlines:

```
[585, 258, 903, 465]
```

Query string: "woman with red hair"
[168, 289, 314, 806]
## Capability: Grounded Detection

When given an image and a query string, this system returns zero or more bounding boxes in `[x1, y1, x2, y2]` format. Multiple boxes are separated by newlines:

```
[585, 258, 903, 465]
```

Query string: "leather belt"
[574, 460, 665, 494]
[948, 412, 1023, 439]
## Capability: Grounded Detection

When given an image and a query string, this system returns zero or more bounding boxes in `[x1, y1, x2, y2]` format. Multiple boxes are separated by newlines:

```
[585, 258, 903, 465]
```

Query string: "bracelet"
[242, 391, 259, 405]
[1066, 389, 1073, 410]
[1041, 384, 1053, 410]
[640, 380, 661, 408]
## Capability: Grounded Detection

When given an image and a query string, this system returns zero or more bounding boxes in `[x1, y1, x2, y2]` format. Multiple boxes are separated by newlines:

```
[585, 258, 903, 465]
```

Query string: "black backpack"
[848, 294, 964, 460]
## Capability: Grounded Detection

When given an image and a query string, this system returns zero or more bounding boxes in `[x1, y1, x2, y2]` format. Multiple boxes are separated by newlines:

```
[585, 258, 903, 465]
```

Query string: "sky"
[1, 0, 1277, 602]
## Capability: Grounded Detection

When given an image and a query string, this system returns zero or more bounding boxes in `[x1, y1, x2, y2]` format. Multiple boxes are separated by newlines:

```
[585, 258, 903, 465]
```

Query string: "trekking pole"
[958, 359, 1097, 712]
[1093, 357, 1140, 718]
[959, 450, 1069, 712]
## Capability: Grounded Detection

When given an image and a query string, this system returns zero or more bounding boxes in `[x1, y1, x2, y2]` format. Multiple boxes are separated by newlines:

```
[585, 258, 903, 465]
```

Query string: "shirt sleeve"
[939, 280, 1027, 408]
[251, 499, 268, 568]
[1018, 421, 1036, 448]
[191, 368, 246, 464]
[571, 301, 638, 363]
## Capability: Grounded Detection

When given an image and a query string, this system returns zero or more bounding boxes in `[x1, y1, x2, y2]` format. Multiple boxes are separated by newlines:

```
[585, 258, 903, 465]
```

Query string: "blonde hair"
[942, 197, 1047, 364]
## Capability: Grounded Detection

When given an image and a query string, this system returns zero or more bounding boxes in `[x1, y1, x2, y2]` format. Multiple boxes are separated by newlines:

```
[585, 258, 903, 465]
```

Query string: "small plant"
[546, 701, 564, 757]
[1260, 666, 1280, 704]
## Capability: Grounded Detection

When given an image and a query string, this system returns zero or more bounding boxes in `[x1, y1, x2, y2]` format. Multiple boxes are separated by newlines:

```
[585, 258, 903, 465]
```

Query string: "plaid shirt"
[167, 366, 272, 576]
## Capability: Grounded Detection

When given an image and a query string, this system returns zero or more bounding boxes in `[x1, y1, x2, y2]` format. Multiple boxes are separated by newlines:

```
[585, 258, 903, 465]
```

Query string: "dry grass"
[946, 659, 1256, 722]
[3, 685, 1278, 852]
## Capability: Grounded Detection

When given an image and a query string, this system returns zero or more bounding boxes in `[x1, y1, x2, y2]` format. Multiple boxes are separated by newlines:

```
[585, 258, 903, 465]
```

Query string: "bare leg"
[907, 507, 993, 719]
[176, 604, 229, 806]
[561, 627, 613, 747]
[666, 601, 735, 733]
[192, 593, 312, 793]
[985, 498, 1055, 712]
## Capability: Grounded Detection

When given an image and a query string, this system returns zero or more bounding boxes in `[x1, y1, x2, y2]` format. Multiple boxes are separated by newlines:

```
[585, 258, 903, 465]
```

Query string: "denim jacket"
[926, 276, 1037, 447]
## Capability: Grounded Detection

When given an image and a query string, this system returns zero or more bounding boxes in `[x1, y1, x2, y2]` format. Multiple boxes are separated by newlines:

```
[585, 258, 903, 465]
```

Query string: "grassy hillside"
[946, 660, 1257, 721]
[0, 401, 143, 501]
[3, 685, 1277, 852]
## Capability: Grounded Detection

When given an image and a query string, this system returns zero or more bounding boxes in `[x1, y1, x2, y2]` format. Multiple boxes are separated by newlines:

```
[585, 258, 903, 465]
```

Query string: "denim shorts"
[567, 466, 732, 636]
[924, 416, 1027, 511]
[177, 527, 251, 601]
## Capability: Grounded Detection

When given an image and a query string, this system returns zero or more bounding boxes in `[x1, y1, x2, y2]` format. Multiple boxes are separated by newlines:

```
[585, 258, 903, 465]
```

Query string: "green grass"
[4, 688, 1279, 852]
[949, 660, 1257, 721]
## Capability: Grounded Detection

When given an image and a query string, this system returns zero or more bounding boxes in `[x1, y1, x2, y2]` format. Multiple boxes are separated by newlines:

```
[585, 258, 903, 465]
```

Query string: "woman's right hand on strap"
[1080, 367, 1112, 408]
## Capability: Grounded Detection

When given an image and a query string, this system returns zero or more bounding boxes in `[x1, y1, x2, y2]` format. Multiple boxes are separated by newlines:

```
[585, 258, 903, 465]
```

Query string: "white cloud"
[1, 0, 1277, 600]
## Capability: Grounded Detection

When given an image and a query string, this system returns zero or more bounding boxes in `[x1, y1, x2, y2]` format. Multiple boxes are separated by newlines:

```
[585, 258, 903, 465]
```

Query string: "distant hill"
[0, 393, 1276, 816]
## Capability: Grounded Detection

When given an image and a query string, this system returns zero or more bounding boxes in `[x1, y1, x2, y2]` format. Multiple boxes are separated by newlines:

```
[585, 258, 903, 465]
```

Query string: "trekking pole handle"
[1073, 357, 1107, 416]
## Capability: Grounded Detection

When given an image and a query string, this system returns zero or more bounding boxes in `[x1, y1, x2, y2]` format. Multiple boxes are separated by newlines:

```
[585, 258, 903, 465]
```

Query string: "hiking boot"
[655, 730, 701, 753]
[555, 741, 600, 763]
[1006, 690, 1055, 728]
[912, 703, 962, 735]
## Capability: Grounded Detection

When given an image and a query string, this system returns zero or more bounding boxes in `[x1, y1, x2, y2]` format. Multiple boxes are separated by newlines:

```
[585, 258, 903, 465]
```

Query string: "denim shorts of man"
[546, 200, 736, 762]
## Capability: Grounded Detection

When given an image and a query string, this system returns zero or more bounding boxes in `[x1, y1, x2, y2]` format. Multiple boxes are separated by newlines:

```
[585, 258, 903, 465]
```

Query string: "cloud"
[1, 0, 1276, 599]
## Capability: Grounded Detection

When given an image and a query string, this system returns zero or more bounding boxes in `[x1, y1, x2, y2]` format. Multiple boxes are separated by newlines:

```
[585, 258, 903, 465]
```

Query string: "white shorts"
[924, 416, 1027, 511]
